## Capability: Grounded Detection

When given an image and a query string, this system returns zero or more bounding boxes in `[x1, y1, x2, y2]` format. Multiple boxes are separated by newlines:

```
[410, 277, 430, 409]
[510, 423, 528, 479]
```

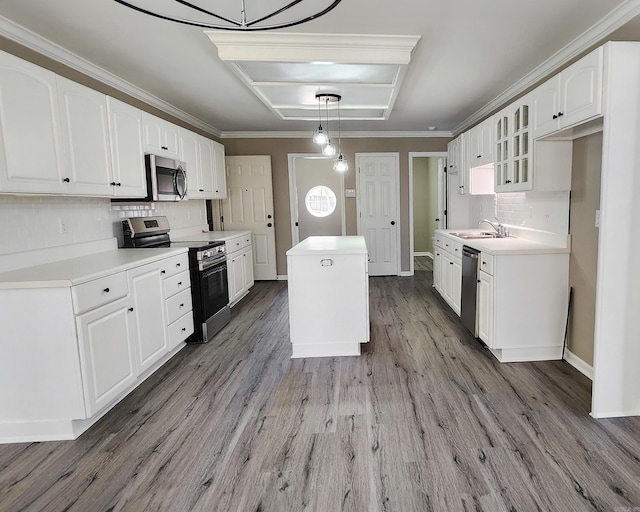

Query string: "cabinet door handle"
[178, 282, 183, 286]
[63, 177, 70, 183]
[103, 287, 110, 293]
[320, 259, 333, 266]
[176, 263, 181, 267]
[482, 261, 487, 265]
[161, 270, 166, 274]
[128, 307, 134, 312]
[161, 145, 168, 150]
[459, 185, 464, 189]
[477, 154, 482, 159]
[110, 181, 116, 186]
[199, 189, 204, 192]
[557, 111, 564, 117]
[180, 303, 184, 307]
[449, 262, 453, 265]
[116, 182, 122, 187]
[552, 114, 558, 119]
[181, 327, 186, 332]
[477, 280, 481, 283]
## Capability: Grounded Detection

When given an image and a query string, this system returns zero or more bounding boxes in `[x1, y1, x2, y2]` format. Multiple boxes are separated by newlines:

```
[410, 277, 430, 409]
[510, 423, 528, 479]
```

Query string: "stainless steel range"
[122, 216, 230, 342]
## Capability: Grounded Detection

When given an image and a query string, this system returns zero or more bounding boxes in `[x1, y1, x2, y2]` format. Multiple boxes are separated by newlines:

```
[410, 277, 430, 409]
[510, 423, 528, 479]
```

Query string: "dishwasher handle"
[462, 246, 480, 259]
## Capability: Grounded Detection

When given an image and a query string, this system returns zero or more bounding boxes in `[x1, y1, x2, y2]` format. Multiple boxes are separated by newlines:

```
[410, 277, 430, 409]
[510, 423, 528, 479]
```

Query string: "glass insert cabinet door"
[495, 98, 533, 192]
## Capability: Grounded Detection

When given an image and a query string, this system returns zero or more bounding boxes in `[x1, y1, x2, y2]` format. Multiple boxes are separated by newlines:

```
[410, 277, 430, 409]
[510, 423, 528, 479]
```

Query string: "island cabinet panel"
[287, 236, 369, 358]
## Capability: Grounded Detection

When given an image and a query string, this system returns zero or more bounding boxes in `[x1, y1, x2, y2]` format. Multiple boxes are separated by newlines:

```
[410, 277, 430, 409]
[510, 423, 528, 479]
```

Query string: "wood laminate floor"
[2, 272, 640, 511]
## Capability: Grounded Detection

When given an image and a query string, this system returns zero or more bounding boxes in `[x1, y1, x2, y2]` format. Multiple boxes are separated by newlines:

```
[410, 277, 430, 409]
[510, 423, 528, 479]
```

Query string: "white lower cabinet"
[477, 271, 493, 346]
[0, 250, 192, 443]
[226, 232, 254, 306]
[475, 252, 569, 362]
[77, 296, 137, 416]
[434, 234, 462, 315]
[127, 263, 169, 375]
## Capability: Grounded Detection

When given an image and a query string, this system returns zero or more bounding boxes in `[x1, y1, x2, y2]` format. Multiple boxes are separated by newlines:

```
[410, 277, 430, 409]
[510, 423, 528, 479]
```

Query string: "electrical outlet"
[58, 218, 68, 234]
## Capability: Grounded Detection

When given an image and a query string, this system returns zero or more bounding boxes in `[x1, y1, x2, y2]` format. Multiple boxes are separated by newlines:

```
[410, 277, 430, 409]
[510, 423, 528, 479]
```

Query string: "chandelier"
[313, 93, 348, 172]
[113, 0, 343, 31]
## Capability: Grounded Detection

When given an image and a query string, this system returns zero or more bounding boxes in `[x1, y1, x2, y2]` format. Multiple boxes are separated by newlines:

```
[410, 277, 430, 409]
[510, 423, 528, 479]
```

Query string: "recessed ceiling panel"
[236, 62, 400, 84]
[208, 32, 420, 121]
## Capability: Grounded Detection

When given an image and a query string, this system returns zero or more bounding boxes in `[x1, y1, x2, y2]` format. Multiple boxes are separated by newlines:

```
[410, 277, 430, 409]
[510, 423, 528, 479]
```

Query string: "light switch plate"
[345, 188, 356, 197]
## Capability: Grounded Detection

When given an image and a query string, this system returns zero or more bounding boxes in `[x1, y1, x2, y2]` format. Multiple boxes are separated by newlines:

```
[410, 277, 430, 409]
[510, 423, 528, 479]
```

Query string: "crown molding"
[0, 15, 222, 138]
[205, 32, 421, 65]
[453, 0, 640, 135]
[220, 130, 453, 139]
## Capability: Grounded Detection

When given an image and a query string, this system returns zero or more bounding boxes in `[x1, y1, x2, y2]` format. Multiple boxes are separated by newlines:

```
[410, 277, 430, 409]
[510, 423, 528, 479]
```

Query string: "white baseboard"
[413, 251, 429, 257]
[276, 274, 288, 280]
[563, 348, 594, 380]
[399, 271, 413, 277]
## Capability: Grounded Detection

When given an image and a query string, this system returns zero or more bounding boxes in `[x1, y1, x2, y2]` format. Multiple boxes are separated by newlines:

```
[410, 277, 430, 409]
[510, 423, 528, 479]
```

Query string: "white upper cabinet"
[532, 47, 603, 139]
[142, 112, 179, 158]
[447, 135, 462, 174]
[180, 127, 227, 200]
[468, 118, 494, 167]
[494, 95, 532, 192]
[106, 97, 146, 198]
[212, 140, 227, 199]
[57, 76, 113, 196]
[0, 51, 67, 194]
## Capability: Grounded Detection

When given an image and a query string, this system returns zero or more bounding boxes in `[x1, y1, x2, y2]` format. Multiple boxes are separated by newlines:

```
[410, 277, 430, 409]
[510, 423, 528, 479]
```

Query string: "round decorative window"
[305, 186, 337, 218]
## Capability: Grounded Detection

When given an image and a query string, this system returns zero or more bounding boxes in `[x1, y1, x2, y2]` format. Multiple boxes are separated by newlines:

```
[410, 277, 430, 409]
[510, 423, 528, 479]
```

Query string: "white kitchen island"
[287, 236, 369, 358]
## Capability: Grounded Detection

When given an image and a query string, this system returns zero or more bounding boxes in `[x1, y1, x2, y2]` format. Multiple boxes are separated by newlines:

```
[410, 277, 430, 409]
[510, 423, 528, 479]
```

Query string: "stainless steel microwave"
[146, 154, 188, 201]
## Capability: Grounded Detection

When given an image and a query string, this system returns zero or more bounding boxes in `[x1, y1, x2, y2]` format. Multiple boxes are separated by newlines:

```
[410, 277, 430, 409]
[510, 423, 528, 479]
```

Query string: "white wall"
[0, 196, 207, 256]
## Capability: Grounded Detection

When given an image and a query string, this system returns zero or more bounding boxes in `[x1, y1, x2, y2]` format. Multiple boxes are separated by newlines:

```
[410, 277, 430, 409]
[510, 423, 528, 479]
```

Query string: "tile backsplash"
[0, 196, 207, 256]
[467, 190, 570, 235]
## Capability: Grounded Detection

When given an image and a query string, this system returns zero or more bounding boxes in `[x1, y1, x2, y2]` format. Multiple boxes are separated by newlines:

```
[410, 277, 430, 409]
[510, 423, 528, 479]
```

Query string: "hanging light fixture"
[312, 95, 328, 145]
[314, 93, 340, 159]
[333, 94, 348, 172]
[113, 0, 343, 31]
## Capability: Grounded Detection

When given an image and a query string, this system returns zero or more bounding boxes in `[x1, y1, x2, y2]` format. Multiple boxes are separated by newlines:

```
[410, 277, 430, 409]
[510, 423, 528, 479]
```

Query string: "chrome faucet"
[479, 218, 508, 237]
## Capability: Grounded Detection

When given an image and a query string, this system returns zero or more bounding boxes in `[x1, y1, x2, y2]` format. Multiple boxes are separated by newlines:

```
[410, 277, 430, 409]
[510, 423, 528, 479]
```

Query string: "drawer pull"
[181, 327, 186, 332]
[320, 259, 333, 267]
[482, 261, 487, 265]
[180, 303, 184, 308]
[178, 282, 183, 286]
[103, 287, 110, 293]
[161, 270, 166, 274]
[128, 307, 134, 312]
[176, 263, 181, 268]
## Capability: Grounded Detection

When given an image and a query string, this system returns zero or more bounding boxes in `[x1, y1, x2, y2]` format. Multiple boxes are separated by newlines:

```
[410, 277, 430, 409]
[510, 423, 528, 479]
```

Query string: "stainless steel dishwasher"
[461, 245, 480, 336]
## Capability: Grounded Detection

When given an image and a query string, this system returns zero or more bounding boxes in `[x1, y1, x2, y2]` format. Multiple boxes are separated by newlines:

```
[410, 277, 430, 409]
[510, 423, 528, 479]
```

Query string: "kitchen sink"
[448, 231, 504, 240]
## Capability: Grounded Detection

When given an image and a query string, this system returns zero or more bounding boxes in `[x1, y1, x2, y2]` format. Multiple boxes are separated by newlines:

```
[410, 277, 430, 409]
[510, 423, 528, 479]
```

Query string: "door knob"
[267, 223, 272, 227]
[390, 221, 395, 225]
[267, 214, 272, 219]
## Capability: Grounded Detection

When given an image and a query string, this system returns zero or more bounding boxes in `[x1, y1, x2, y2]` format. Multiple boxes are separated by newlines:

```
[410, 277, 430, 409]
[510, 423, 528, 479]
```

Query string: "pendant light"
[333, 95, 348, 172]
[313, 92, 344, 166]
[312, 95, 328, 145]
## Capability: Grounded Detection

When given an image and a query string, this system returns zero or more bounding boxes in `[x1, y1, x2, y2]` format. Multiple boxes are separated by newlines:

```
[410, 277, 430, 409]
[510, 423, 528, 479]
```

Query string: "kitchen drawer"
[168, 311, 194, 348]
[72, 272, 128, 315]
[166, 288, 192, 325]
[164, 270, 190, 298]
[443, 237, 463, 259]
[159, 253, 188, 279]
[227, 235, 244, 254]
[480, 252, 494, 275]
[242, 233, 252, 248]
[433, 235, 443, 248]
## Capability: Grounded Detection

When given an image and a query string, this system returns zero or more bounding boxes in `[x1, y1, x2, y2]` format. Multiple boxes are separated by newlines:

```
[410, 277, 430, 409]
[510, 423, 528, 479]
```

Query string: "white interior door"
[289, 155, 345, 245]
[356, 153, 400, 276]
[437, 158, 446, 229]
[223, 155, 277, 280]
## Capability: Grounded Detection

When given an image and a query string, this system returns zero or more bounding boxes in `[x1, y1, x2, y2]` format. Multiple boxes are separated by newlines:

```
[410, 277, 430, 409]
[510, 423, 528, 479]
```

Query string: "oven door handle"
[200, 258, 227, 273]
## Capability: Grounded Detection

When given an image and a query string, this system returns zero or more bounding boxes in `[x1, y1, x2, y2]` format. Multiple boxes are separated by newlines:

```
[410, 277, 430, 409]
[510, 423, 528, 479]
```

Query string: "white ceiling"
[0, 0, 639, 138]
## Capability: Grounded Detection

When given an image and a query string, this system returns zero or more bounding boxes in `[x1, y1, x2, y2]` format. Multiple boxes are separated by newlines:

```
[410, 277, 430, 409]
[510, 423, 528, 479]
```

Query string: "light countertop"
[0, 247, 188, 289]
[287, 236, 368, 256]
[436, 229, 570, 255]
